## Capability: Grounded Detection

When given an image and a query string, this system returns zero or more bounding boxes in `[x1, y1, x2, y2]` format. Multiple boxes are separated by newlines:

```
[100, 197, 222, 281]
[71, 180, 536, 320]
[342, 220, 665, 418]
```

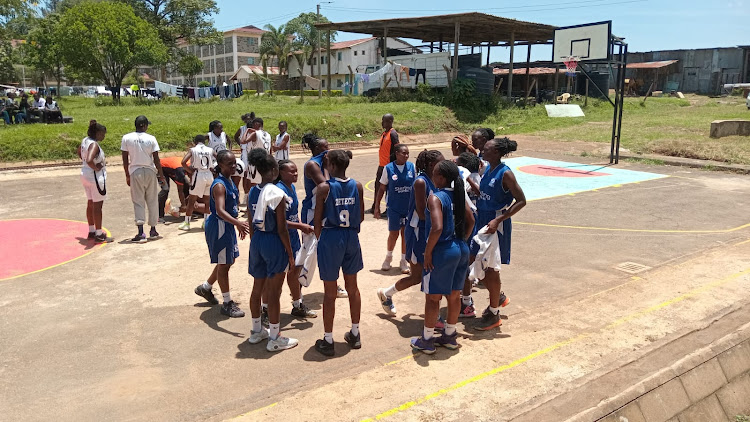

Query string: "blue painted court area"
[503, 156, 668, 201]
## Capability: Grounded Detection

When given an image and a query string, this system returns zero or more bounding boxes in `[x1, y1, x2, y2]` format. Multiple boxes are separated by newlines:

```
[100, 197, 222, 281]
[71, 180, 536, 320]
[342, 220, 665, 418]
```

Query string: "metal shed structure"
[315, 12, 557, 97]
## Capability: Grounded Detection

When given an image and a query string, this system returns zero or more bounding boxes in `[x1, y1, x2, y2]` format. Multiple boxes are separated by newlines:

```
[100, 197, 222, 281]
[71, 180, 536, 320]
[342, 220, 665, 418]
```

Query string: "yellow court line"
[735, 239, 750, 246]
[0, 218, 110, 282]
[365, 179, 376, 193]
[360, 266, 750, 421]
[515, 221, 750, 234]
[230, 402, 278, 420]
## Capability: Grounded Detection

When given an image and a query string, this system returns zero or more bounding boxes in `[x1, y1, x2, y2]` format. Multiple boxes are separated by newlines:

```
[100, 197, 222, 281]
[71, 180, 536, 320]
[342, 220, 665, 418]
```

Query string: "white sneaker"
[267, 335, 299, 352]
[377, 288, 397, 316]
[399, 259, 410, 274]
[337, 285, 348, 298]
[177, 221, 190, 231]
[248, 328, 269, 344]
[381, 256, 393, 271]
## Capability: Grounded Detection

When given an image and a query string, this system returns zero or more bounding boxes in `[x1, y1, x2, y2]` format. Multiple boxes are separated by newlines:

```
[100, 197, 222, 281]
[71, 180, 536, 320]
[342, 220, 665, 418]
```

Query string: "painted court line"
[514, 221, 750, 234]
[359, 267, 750, 421]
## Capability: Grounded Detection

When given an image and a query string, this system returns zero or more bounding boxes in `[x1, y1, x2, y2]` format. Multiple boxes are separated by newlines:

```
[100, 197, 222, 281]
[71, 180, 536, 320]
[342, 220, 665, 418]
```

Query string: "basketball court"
[1, 139, 749, 421]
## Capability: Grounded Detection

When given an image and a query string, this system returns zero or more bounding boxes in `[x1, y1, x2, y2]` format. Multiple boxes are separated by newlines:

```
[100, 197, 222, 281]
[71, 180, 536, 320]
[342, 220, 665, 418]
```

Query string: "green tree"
[260, 23, 291, 76]
[124, 0, 220, 78]
[24, 14, 65, 96]
[0, 35, 17, 83]
[286, 12, 336, 78]
[177, 53, 203, 86]
[56, 1, 168, 102]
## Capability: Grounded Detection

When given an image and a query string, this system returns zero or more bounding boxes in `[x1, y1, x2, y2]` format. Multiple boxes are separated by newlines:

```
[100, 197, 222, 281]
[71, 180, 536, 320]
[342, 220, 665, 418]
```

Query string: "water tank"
[458, 67, 494, 96]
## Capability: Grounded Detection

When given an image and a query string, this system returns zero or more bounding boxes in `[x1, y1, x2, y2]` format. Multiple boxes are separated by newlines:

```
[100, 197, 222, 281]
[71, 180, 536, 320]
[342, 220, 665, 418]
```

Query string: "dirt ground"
[1, 139, 749, 421]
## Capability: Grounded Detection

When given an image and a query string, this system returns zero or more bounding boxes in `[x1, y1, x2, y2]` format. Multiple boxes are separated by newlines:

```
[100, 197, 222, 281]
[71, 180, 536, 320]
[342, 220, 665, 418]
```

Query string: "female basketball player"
[193, 150, 249, 318]
[301, 133, 347, 298]
[373, 144, 415, 274]
[471, 137, 526, 331]
[79, 120, 112, 243]
[411, 160, 474, 354]
[313, 150, 364, 357]
[207, 120, 228, 153]
[376, 150, 443, 316]
[276, 159, 317, 318]
[246, 149, 298, 352]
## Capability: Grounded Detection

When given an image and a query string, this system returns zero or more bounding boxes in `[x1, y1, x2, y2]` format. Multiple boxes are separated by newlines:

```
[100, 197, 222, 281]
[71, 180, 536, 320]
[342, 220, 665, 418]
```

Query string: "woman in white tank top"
[79, 120, 111, 243]
[273, 120, 291, 161]
[207, 120, 228, 153]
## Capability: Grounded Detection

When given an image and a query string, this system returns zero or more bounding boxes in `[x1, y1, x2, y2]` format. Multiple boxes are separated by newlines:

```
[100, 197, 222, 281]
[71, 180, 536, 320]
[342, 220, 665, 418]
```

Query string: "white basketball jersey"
[191, 143, 214, 171]
[207, 131, 227, 153]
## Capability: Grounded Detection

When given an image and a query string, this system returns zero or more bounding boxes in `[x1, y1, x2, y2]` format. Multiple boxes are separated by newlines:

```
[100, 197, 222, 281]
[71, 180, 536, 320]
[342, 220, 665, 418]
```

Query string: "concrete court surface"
[0, 141, 749, 421]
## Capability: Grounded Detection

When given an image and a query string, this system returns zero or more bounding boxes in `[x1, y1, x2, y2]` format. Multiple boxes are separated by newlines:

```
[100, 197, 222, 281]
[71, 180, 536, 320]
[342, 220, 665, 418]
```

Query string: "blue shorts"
[387, 209, 407, 231]
[249, 231, 289, 279]
[289, 229, 301, 256]
[317, 228, 363, 281]
[204, 215, 239, 265]
[422, 240, 468, 295]
[470, 210, 512, 264]
[405, 223, 426, 265]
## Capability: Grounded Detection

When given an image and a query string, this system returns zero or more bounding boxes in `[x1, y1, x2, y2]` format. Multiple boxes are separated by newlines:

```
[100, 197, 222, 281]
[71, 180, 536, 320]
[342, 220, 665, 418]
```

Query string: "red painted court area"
[0, 219, 104, 280]
[518, 165, 609, 178]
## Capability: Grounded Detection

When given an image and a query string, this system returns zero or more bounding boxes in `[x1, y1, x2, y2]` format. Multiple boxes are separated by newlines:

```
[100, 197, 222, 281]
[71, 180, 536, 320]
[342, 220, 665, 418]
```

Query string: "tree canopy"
[177, 53, 203, 86]
[56, 1, 168, 101]
[286, 12, 336, 77]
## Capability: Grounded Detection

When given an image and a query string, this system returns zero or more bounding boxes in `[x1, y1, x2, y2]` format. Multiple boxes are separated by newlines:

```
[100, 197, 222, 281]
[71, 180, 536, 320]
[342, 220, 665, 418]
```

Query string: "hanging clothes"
[415, 69, 427, 84]
[305, 75, 321, 90]
[176, 86, 185, 98]
[399, 66, 410, 82]
[188, 88, 196, 100]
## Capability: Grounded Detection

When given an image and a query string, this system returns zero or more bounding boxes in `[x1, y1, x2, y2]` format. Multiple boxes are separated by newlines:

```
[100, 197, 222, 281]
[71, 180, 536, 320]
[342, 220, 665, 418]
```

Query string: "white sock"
[385, 250, 393, 259]
[184, 215, 190, 223]
[269, 323, 280, 340]
[293, 299, 301, 308]
[351, 323, 359, 336]
[423, 326, 434, 340]
[384, 284, 398, 298]
[95, 229, 103, 236]
[202, 281, 212, 290]
[445, 324, 457, 336]
[222, 291, 231, 303]
[88, 225, 95, 232]
[252, 318, 261, 333]
[462, 295, 473, 306]
[324, 332, 333, 344]
[489, 306, 499, 315]
[401, 254, 406, 262]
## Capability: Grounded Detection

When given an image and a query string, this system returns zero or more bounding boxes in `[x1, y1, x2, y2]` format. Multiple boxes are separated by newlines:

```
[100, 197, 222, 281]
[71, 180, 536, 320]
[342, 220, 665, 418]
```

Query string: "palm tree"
[261, 23, 291, 75]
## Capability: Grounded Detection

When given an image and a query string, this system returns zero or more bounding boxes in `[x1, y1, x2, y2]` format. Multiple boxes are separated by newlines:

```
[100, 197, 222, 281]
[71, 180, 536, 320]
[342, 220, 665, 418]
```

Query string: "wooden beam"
[524, 44, 532, 103]
[453, 21, 460, 81]
[327, 29, 331, 95]
[507, 32, 515, 99]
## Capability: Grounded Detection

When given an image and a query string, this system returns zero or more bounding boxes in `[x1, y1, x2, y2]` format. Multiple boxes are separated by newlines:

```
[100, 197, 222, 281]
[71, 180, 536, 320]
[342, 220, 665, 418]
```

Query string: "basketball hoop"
[563, 56, 579, 76]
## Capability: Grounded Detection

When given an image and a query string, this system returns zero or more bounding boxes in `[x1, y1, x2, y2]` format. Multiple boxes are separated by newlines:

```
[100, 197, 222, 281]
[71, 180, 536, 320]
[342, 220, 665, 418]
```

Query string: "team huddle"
[78, 113, 525, 356]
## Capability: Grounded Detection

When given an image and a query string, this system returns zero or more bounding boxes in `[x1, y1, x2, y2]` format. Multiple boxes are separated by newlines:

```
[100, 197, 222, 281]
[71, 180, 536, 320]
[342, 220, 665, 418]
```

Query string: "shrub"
[198, 81, 211, 88]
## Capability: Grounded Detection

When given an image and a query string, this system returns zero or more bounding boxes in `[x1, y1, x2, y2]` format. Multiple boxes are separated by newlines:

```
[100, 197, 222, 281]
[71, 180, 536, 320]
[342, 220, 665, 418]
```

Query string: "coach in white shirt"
[121, 115, 166, 243]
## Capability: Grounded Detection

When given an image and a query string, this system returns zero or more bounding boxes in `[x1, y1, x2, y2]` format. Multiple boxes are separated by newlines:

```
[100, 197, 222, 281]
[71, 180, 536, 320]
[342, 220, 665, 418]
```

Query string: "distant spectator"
[29, 93, 46, 122]
[44, 95, 63, 123]
[15, 94, 28, 123]
[370, 113, 400, 214]
[1, 92, 17, 124]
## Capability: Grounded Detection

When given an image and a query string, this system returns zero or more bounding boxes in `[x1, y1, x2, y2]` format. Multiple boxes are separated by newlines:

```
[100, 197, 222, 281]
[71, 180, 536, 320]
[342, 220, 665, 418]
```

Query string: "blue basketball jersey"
[209, 174, 239, 220]
[247, 184, 278, 232]
[425, 189, 455, 243]
[406, 173, 435, 228]
[384, 161, 415, 215]
[301, 152, 327, 219]
[276, 181, 299, 224]
[323, 178, 360, 231]
[477, 163, 514, 212]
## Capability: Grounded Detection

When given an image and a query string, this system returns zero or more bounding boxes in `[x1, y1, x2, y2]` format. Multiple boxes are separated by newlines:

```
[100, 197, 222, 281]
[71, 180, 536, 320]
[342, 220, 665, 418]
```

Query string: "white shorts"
[240, 151, 250, 179]
[190, 170, 214, 197]
[234, 157, 245, 179]
[247, 164, 262, 184]
[81, 172, 107, 202]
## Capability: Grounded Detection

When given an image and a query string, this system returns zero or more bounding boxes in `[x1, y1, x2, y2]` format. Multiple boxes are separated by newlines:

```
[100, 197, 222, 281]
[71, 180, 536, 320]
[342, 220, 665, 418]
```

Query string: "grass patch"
[0, 96, 456, 162]
[625, 157, 665, 166]
[1, 93, 749, 164]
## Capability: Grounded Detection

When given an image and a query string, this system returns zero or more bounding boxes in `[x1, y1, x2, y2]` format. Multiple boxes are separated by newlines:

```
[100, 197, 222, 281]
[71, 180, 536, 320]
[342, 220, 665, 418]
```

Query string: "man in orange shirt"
[158, 155, 190, 222]
[370, 113, 400, 214]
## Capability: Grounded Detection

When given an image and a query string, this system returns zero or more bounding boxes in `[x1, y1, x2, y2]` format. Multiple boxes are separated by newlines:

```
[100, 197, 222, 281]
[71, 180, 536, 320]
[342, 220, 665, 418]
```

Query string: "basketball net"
[563, 56, 579, 76]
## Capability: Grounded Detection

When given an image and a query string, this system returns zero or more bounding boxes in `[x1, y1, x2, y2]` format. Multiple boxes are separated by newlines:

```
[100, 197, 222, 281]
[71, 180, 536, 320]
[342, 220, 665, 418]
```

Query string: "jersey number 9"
[339, 210, 350, 227]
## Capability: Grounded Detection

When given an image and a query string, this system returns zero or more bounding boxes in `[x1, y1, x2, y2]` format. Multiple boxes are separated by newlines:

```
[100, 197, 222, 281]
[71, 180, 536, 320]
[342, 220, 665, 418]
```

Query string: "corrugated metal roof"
[626, 60, 678, 69]
[230, 65, 280, 80]
[493, 67, 566, 75]
[330, 37, 376, 50]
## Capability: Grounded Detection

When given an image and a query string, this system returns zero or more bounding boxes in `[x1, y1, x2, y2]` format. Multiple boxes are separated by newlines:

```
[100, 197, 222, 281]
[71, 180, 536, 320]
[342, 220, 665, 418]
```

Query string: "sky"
[210, 0, 747, 63]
